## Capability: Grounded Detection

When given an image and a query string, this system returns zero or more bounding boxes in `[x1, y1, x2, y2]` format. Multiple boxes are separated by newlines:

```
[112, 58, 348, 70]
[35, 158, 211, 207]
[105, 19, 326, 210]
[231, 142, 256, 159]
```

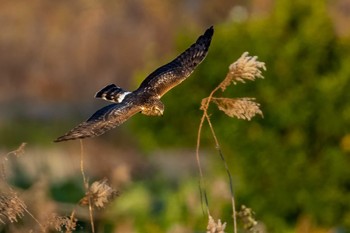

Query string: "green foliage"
[131, 0, 350, 232]
[106, 178, 207, 232]
[50, 179, 85, 203]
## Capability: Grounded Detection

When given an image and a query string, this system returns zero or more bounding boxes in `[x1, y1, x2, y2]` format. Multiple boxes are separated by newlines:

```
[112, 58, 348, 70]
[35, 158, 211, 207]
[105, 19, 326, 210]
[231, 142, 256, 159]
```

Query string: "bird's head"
[141, 98, 164, 116]
[152, 104, 164, 116]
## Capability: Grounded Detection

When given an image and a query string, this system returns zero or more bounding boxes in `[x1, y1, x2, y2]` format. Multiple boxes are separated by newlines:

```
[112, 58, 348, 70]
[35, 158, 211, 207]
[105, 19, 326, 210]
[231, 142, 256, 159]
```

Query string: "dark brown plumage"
[54, 26, 214, 142]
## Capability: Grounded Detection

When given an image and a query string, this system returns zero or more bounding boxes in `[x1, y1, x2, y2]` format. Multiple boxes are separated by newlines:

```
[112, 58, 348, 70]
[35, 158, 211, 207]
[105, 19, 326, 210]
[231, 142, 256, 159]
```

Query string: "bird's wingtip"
[53, 136, 67, 143]
[53, 135, 83, 143]
[53, 132, 81, 142]
[205, 25, 214, 35]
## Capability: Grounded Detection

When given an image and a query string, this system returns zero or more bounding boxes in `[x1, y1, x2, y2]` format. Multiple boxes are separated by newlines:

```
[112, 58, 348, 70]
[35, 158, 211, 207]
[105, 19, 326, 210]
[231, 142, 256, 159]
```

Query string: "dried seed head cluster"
[236, 205, 258, 232]
[46, 213, 77, 232]
[207, 215, 226, 233]
[200, 52, 265, 122]
[220, 52, 266, 91]
[0, 193, 26, 224]
[210, 97, 263, 120]
[80, 178, 119, 208]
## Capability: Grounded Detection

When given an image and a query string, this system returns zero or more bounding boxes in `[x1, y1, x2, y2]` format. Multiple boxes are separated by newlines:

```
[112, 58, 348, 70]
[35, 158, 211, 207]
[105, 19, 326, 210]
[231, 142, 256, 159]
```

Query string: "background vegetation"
[1, 0, 350, 232]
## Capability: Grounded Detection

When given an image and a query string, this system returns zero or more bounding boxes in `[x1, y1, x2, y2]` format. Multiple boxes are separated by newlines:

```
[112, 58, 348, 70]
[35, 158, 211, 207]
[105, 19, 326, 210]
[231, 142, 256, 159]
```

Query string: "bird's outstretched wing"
[137, 26, 214, 97]
[54, 102, 141, 142]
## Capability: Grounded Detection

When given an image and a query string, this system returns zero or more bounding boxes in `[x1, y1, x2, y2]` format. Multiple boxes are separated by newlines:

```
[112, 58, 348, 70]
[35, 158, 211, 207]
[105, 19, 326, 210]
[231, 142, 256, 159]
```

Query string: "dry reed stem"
[80, 139, 95, 233]
[196, 52, 265, 233]
[196, 111, 210, 215]
[204, 112, 237, 233]
[1, 143, 27, 181]
[67, 210, 77, 233]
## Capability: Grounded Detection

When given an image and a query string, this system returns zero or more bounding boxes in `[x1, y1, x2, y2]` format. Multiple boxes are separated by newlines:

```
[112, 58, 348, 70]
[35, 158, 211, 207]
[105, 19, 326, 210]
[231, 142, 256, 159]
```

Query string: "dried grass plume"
[236, 205, 258, 232]
[220, 52, 266, 91]
[209, 97, 263, 120]
[207, 215, 227, 233]
[80, 178, 119, 208]
[45, 213, 77, 233]
[0, 193, 26, 224]
[0, 143, 28, 225]
[200, 52, 265, 121]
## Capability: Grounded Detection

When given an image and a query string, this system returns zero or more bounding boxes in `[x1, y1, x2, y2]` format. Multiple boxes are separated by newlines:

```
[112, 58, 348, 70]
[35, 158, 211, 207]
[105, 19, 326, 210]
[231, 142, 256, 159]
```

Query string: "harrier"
[54, 26, 214, 142]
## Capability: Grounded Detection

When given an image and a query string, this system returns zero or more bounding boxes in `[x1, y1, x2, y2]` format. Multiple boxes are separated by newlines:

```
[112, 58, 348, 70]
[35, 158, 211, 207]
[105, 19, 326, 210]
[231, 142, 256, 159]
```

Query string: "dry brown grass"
[197, 52, 265, 233]
[44, 213, 77, 233]
[80, 178, 119, 209]
[0, 193, 26, 224]
[236, 205, 259, 232]
[0, 142, 118, 232]
[1, 143, 28, 225]
[207, 215, 227, 233]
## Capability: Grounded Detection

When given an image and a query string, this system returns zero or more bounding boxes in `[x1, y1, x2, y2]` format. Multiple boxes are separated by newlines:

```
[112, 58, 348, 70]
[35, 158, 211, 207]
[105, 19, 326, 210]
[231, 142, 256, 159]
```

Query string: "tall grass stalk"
[197, 52, 266, 233]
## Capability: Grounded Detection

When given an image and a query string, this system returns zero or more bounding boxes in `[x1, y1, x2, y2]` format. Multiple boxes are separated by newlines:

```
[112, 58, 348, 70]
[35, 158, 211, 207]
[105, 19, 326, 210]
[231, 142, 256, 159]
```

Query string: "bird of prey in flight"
[54, 26, 214, 142]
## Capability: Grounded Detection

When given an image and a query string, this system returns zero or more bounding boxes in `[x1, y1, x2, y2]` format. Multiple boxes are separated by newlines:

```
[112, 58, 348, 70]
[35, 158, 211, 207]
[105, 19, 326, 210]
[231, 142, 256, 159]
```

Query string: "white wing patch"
[117, 92, 131, 102]
[95, 84, 131, 103]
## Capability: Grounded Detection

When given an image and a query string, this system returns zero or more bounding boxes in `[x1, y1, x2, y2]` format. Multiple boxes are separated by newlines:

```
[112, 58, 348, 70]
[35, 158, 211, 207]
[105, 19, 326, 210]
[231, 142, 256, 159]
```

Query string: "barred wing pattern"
[138, 26, 213, 97]
[54, 102, 141, 142]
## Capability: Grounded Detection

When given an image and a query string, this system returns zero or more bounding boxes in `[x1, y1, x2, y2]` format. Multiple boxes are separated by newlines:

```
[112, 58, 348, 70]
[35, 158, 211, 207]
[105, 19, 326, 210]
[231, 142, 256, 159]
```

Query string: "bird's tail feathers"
[95, 84, 131, 103]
